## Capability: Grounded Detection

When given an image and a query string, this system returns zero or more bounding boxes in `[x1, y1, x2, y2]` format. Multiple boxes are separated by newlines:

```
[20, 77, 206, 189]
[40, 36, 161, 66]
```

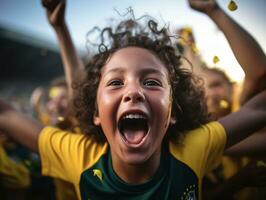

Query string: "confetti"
[49, 87, 60, 98]
[178, 27, 193, 45]
[228, 0, 238, 11]
[219, 100, 229, 109]
[93, 169, 103, 181]
[57, 116, 65, 122]
[213, 55, 220, 64]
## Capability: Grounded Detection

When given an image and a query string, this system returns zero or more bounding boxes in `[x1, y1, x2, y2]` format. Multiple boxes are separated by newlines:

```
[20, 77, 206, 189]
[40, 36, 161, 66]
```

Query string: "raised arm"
[218, 90, 266, 148]
[41, 0, 84, 98]
[0, 99, 43, 152]
[203, 159, 266, 200]
[225, 128, 266, 158]
[188, 0, 266, 103]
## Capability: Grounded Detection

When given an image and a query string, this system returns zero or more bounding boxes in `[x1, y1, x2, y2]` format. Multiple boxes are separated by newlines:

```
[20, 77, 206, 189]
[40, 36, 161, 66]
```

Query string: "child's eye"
[143, 79, 161, 87]
[107, 80, 123, 86]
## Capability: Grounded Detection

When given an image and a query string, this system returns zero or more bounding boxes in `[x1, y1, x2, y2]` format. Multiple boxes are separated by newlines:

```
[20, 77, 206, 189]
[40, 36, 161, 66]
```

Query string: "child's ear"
[93, 103, 101, 126]
[93, 114, 101, 126]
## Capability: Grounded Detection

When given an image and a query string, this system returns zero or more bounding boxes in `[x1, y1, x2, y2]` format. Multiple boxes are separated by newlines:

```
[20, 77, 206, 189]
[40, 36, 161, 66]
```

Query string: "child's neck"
[111, 148, 161, 184]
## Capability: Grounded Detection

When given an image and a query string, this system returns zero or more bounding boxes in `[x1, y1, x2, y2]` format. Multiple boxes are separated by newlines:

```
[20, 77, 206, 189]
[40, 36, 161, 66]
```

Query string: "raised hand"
[41, 0, 85, 98]
[41, 0, 66, 27]
[188, 0, 218, 15]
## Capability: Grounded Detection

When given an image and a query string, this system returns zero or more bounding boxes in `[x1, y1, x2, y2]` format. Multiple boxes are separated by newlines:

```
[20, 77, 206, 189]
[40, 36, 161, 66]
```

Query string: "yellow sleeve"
[38, 126, 107, 185]
[170, 121, 226, 179]
[0, 144, 30, 188]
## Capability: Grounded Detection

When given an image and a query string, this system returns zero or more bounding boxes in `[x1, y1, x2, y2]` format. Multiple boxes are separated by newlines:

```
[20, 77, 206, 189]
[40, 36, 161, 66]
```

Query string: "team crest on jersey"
[180, 184, 196, 200]
[93, 169, 103, 181]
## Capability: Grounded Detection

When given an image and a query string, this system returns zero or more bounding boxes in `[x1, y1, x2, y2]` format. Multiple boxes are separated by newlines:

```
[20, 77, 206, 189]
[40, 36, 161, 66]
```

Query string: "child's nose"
[123, 86, 145, 103]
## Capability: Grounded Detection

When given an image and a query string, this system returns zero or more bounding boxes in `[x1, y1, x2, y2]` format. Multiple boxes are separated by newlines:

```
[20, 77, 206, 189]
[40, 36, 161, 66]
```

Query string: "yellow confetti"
[49, 87, 60, 98]
[228, 0, 238, 11]
[183, 27, 192, 34]
[57, 116, 65, 122]
[93, 169, 103, 181]
[178, 26, 193, 46]
[219, 100, 229, 109]
[213, 55, 220, 64]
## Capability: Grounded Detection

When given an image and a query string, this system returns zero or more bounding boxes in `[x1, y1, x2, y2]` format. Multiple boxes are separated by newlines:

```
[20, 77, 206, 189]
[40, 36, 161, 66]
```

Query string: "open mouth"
[118, 113, 149, 145]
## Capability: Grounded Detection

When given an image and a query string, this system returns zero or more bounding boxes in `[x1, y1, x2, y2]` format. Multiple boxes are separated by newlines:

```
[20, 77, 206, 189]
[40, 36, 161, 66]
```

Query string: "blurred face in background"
[203, 70, 233, 119]
[46, 85, 69, 125]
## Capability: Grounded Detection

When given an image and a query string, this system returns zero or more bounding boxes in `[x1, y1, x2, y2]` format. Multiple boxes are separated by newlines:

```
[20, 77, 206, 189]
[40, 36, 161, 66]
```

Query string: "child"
[185, 0, 266, 106]
[1, 3, 266, 200]
[39, 1, 85, 197]
[31, 77, 79, 200]
[0, 135, 30, 199]
[185, 1, 266, 199]
[200, 66, 266, 199]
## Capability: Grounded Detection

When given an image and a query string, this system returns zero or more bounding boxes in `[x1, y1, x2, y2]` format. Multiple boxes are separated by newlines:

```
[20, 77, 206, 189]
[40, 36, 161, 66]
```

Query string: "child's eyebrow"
[103, 67, 167, 77]
[139, 68, 167, 78]
[101, 67, 125, 78]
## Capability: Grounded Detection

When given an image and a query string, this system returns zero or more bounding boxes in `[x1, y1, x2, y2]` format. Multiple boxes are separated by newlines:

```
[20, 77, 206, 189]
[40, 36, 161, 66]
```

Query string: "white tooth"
[123, 113, 146, 119]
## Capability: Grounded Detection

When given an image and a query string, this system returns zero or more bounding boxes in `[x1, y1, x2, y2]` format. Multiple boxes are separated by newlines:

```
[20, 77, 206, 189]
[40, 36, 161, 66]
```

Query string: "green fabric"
[80, 144, 198, 200]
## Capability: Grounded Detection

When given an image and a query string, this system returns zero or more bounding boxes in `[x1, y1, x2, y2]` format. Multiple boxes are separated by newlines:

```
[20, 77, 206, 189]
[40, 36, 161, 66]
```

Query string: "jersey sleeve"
[200, 122, 227, 174]
[169, 121, 226, 180]
[38, 126, 107, 185]
[0, 144, 30, 188]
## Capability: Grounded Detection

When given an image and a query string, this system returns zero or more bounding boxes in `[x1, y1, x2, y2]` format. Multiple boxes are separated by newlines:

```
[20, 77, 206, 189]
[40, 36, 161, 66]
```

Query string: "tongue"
[123, 129, 146, 144]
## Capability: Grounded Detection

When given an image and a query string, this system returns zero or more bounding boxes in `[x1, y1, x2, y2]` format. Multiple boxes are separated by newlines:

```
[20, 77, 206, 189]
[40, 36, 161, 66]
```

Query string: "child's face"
[46, 86, 69, 125]
[94, 47, 172, 164]
[203, 70, 232, 118]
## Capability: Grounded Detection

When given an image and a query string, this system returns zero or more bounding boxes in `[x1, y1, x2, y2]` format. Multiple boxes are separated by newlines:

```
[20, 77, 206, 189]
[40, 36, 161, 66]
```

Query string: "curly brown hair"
[202, 66, 234, 87]
[73, 18, 210, 143]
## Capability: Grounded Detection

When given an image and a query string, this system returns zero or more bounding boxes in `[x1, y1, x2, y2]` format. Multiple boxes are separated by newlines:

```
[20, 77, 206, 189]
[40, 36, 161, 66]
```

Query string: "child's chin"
[122, 153, 150, 165]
